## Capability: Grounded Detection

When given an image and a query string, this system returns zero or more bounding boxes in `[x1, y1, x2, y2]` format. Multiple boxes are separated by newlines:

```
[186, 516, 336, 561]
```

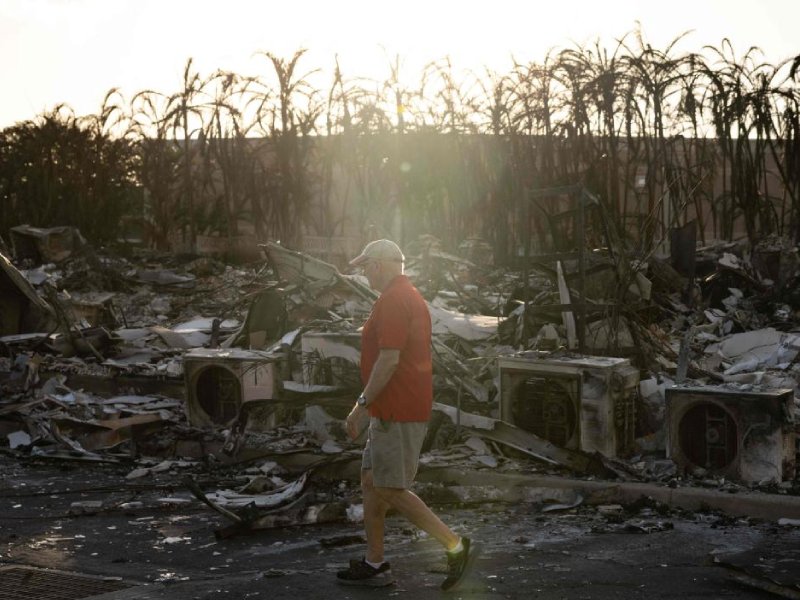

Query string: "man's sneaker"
[441, 537, 481, 592]
[336, 558, 394, 587]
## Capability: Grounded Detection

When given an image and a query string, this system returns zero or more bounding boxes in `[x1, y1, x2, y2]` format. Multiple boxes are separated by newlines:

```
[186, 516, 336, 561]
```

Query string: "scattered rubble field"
[2, 228, 800, 597]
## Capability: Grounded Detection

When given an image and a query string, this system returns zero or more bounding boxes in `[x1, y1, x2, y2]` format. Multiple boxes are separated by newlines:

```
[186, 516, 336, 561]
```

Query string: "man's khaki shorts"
[362, 417, 428, 489]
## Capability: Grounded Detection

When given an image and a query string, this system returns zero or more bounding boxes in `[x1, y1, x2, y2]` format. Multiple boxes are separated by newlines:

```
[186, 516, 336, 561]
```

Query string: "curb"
[415, 468, 800, 521]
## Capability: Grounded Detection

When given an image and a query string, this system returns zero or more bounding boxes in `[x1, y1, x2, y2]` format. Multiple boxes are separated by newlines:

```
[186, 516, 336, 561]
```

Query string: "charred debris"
[2, 220, 800, 540]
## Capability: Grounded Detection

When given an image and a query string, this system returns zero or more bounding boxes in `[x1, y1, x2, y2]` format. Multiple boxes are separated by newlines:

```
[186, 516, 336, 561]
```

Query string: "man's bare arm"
[345, 348, 400, 440]
[362, 348, 400, 403]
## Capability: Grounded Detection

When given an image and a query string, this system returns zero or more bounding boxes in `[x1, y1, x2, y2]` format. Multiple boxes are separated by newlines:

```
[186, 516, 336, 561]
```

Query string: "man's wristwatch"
[357, 393, 368, 408]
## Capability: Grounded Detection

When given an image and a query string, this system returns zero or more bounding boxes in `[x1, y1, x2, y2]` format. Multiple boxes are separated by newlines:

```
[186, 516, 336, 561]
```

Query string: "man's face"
[361, 259, 378, 289]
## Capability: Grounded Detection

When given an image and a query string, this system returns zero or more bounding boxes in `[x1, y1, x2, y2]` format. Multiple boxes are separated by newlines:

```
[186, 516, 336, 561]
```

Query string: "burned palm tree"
[468, 68, 521, 262]
[748, 56, 800, 242]
[128, 90, 181, 250]
[619, 30, 691, 246]
[78, 88, 139, 241]
[199, 70, 257, 248]
[702, 41, 779, 242]
[162, 58, 209, 251]
[317, 56, 391, 240]
[246, 49, 321, 248]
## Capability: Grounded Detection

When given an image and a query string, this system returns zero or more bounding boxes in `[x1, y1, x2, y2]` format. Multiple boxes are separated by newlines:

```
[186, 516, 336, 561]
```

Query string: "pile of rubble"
[2, 225, 800, 537]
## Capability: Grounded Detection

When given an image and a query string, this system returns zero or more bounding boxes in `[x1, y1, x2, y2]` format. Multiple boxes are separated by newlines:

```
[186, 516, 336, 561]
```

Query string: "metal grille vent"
[302, 350, 361, 389]
[512, 375, 579, 447]
[796, 424, 800, 480]
[794, 426, 800, 481]
[0, 566, 131, 600]
[195, 365, 242, 424]
[678, 402, 739, 470]
[610, 372, 636, 456]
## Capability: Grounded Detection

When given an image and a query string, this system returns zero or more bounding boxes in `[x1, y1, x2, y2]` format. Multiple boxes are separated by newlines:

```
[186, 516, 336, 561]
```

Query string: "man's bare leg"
[373, 486, 460, 550]
[362, 470, 391, 563]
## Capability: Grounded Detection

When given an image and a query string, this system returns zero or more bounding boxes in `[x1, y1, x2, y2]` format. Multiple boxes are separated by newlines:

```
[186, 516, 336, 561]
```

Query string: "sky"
[1, 0, 798, 129]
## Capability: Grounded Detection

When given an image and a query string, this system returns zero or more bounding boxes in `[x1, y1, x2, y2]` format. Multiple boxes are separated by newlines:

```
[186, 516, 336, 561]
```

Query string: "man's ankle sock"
[365, 559, 384, 569]
[447, 538, 464, 555]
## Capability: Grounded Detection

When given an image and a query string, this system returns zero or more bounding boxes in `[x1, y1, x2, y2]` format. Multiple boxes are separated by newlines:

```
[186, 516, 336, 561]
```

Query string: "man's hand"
[345, 403, 368, 441]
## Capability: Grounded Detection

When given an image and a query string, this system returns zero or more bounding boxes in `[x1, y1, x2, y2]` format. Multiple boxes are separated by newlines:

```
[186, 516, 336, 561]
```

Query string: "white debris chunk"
[258, 461, 279, 475]
[126, 467, 151, 479]
[321, 439, 343, 454]
[428, 305, 498, 341]
[7, 431, 31, 449]
[464, 436, 489, 455]
[471, 454, 498, 468]
[346, 503, 364, 523]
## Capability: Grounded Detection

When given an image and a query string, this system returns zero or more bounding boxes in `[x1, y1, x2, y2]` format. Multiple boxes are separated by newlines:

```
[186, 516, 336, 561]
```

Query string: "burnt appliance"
[183, 348, 280, 428]
[300, 332, 361, 389]
[666, 386, 795, 483]
[498, 354, 639, 458]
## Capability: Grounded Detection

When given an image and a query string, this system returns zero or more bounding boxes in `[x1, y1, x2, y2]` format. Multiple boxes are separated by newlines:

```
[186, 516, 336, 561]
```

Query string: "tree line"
[1, 29, 798, 262]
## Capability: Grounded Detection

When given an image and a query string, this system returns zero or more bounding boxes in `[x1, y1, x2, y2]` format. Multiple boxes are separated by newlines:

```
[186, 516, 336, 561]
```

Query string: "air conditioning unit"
[498, 354, 639, 458]
[300, 332, 361, 389]
[183, 348, 280, 428]
[666, 386, 796, 483]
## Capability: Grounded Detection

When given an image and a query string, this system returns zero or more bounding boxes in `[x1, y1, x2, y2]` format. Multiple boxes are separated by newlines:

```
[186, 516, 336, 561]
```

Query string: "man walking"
[336, 239, 480, 591]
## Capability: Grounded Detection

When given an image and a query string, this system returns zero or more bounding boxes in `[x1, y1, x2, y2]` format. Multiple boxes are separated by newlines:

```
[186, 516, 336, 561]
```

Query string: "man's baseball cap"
[349, 239, 405, 266]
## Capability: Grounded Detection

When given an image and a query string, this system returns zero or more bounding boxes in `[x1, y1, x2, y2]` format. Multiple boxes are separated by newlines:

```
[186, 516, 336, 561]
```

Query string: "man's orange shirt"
[360, 275, 433, 422]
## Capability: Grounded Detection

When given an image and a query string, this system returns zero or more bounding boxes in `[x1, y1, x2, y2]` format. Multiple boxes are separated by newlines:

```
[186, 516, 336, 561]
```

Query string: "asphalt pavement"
[1, 455, 797, 600]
